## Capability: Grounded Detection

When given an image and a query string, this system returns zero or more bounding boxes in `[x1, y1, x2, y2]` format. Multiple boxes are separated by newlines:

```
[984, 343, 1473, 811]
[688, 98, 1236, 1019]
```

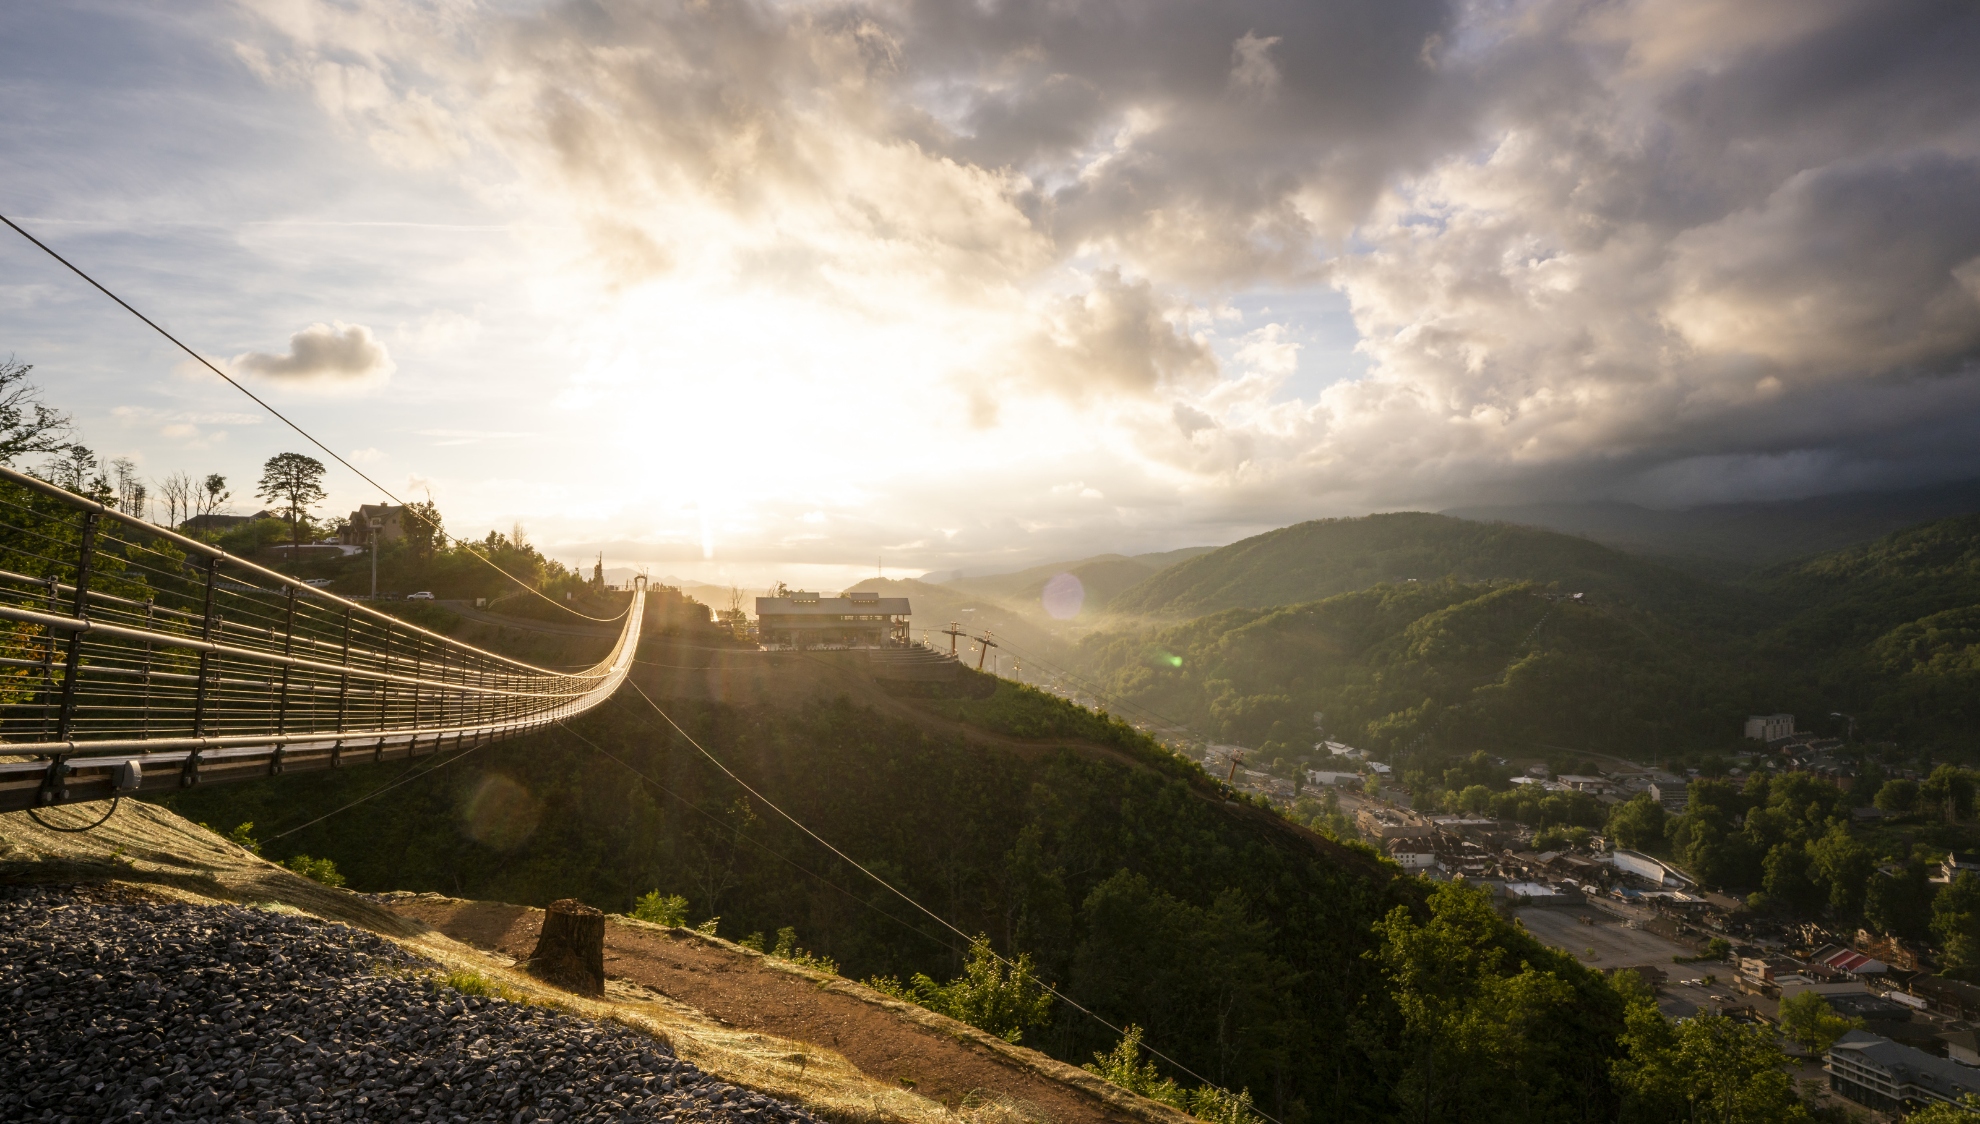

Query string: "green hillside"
[1081, 579, 1762, 766]
[151, 684, 1659, 1123]
[1750, 515, 1980, 747]
[1080, 513, 1980, 769]
[1104, 512, 1743, 625]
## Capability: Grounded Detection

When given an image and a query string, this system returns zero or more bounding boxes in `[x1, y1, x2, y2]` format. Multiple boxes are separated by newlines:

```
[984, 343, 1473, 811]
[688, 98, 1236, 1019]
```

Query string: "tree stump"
[528, 898, 606, 996]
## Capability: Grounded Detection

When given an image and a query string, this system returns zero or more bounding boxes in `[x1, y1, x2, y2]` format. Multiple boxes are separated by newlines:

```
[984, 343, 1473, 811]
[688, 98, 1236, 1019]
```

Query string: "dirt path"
[385, 896, 1159, 1124]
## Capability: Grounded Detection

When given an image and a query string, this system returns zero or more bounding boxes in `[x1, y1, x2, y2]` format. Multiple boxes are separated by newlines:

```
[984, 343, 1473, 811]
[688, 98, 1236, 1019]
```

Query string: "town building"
[1935, 852, 1980, 884]
[1386, 839, 1439, 874]
[1611, 848, 1694, 888]
[755, 590, 911, 648]
[1555, 774, 1614, 794]
[339, 503, 408, 546]
[1828, 1031, 1980, 1112]
[1745, 713, 1796, 743]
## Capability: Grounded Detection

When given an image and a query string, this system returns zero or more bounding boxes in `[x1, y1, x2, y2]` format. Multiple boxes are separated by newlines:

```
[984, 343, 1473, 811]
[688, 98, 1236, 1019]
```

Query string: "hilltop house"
[339, 503, 408, 546]
[755, 590, 911, 649]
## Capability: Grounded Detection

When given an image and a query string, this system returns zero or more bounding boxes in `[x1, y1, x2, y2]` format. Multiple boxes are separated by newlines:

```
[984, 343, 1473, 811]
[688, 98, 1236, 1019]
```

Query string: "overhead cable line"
[0, 212, 620, 624]
[263, 739, 491, 843]
[622, 680, 1281, 1123]
[986, 635, 1209, 744]
[552, 716, 960, 954]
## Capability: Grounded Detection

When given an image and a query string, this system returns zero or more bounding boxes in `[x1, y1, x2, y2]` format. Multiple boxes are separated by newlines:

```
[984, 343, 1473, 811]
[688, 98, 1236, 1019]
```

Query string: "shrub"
[630, 891, 689, 927]
[283, 854, 346, 888]
[866, 935, 1053, 1043]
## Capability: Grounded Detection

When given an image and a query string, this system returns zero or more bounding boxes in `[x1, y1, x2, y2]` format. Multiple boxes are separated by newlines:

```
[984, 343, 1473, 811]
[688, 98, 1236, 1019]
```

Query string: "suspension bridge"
[0, 463, 643, 814]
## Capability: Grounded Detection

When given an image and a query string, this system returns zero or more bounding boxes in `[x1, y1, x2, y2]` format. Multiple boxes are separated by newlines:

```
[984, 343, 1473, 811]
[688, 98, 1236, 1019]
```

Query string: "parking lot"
[1514, 905, 1736, 1019]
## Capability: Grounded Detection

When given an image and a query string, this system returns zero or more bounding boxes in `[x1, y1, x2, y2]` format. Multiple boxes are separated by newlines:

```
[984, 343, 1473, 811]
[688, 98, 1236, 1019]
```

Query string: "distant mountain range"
[1102, 512, 1744, 624]
[1075, 506, 1980, 762]
[1445, 477, 1980, 574]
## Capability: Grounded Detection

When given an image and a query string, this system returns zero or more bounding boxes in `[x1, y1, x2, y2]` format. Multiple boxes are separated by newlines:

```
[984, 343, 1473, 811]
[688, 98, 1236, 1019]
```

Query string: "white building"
[1305, 770, 1363, 787]
[1745, 713, 1795, 742]
[1611, 849, 1695, 888]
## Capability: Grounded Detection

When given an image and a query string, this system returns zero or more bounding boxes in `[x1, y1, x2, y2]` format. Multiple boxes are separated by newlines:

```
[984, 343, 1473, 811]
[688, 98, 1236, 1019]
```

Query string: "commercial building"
[1611, 849, 1695, 888]
[1828, 1030, 1980, 1112]
[1745, 713, 1796, 743]
[755, 590, 911, 649]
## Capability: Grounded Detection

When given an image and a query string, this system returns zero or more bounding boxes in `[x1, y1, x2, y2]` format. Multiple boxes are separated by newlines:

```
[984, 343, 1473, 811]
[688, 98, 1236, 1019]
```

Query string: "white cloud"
[232, 321, 395, 384]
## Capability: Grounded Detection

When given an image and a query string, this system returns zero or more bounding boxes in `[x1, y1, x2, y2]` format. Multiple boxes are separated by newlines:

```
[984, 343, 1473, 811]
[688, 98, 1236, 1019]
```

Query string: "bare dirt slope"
[386, 896, 1170, 1124]
[0, 800, 1186, 1124]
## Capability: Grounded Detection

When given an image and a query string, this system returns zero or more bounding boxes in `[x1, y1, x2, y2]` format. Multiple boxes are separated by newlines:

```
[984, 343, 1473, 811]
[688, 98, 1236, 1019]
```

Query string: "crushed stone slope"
[0, 800, 1190, 1124]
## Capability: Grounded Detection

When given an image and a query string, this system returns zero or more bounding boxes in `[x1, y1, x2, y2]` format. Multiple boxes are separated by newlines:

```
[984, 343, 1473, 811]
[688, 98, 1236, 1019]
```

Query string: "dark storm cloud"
[239, 0, 1980, 515]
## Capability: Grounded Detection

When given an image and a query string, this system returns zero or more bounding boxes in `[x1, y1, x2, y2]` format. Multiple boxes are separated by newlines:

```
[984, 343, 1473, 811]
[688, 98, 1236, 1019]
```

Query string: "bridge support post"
[52, 510, 98, 745]
[191, 556, 219, 739]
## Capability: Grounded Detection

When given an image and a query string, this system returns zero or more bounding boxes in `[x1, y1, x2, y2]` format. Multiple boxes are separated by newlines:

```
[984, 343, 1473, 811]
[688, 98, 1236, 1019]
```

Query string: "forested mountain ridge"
[1446, 477, 1980, 574]
[1103, 512, 1747, 626]
[1749, 515, 1980, 748]
[1077, 513, 1980, 767]
[1079, 579, 1758, 764]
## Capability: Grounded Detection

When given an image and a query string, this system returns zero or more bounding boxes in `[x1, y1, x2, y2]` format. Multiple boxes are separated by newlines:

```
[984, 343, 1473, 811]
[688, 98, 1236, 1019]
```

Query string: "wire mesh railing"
[0, 464, 643, 812]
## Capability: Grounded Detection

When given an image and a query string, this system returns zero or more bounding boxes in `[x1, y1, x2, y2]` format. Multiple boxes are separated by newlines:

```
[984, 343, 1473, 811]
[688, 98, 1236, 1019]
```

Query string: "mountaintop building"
[756, 590, 911, 649]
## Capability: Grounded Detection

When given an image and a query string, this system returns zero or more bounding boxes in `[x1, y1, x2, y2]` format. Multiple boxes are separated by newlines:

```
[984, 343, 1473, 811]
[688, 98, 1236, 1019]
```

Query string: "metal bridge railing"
[0, 464, 643, 812]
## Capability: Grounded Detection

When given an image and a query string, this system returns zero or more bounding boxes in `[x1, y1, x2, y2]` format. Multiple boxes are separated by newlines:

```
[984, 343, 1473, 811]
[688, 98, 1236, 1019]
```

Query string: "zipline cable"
[0, 212, 621, 624]
[622, 679, 1281, 1122]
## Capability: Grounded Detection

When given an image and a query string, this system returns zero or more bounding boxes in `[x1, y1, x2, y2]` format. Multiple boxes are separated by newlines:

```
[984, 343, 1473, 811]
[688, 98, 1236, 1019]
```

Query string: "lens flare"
[1041, 572, 1085, 619]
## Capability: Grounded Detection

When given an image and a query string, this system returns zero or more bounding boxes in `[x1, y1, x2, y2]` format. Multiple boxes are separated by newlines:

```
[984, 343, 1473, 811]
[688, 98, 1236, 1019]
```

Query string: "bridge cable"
[0, 212, 619, 624]
[622, 679, 1279, 1121]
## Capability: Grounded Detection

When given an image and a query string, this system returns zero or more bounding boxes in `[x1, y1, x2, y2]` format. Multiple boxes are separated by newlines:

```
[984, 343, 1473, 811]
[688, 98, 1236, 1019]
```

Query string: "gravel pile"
[0, 885, 823, 1123]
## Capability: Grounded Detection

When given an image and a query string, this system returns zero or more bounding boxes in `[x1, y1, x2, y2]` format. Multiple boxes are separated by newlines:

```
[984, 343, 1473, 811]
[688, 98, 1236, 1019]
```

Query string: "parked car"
[303, 578, 334, 588]
[405, 591, 434, 600]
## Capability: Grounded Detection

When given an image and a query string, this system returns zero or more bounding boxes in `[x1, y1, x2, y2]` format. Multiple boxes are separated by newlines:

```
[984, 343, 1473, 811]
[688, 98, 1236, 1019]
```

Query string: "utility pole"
[941, 621, 965, 656]
[973, 632, 998, 672]
[368, 517, 382, 600]
[1225, 750, 1244, 785]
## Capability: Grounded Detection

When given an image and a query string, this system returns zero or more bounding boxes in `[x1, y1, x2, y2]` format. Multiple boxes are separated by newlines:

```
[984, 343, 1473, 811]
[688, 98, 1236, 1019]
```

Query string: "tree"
[197, 472, 231, 519]
[1934, 871, 1980, 981]
[1866, 864, 1936, 940]
[1876, 778, 1921, 815]
[1612, 974, 1810, 1124]
[1758, 842, 1823, 917]
[1921, 765, 1976, 823]
[1369, 882, 1584, 1122]
[157, 470, 195, 529]
[1808, 827, 1875, 919]
[1909, 1095, 1980, 1123]
[255, 453, 328, 557]
[44, 444, 102, 495]
[0, 356, 72, 466]
[1777, 991, 1861, 1055]
[109, 457, 147, 518]
[879, 935, 1054, 1044]
[405, 496, 442, 560]
[1608, 793, 1667, 851]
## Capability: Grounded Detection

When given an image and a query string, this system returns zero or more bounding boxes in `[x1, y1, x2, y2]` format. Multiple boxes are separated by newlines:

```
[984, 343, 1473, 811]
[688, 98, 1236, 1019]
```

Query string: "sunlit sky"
[4, 0, 1979, 588]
